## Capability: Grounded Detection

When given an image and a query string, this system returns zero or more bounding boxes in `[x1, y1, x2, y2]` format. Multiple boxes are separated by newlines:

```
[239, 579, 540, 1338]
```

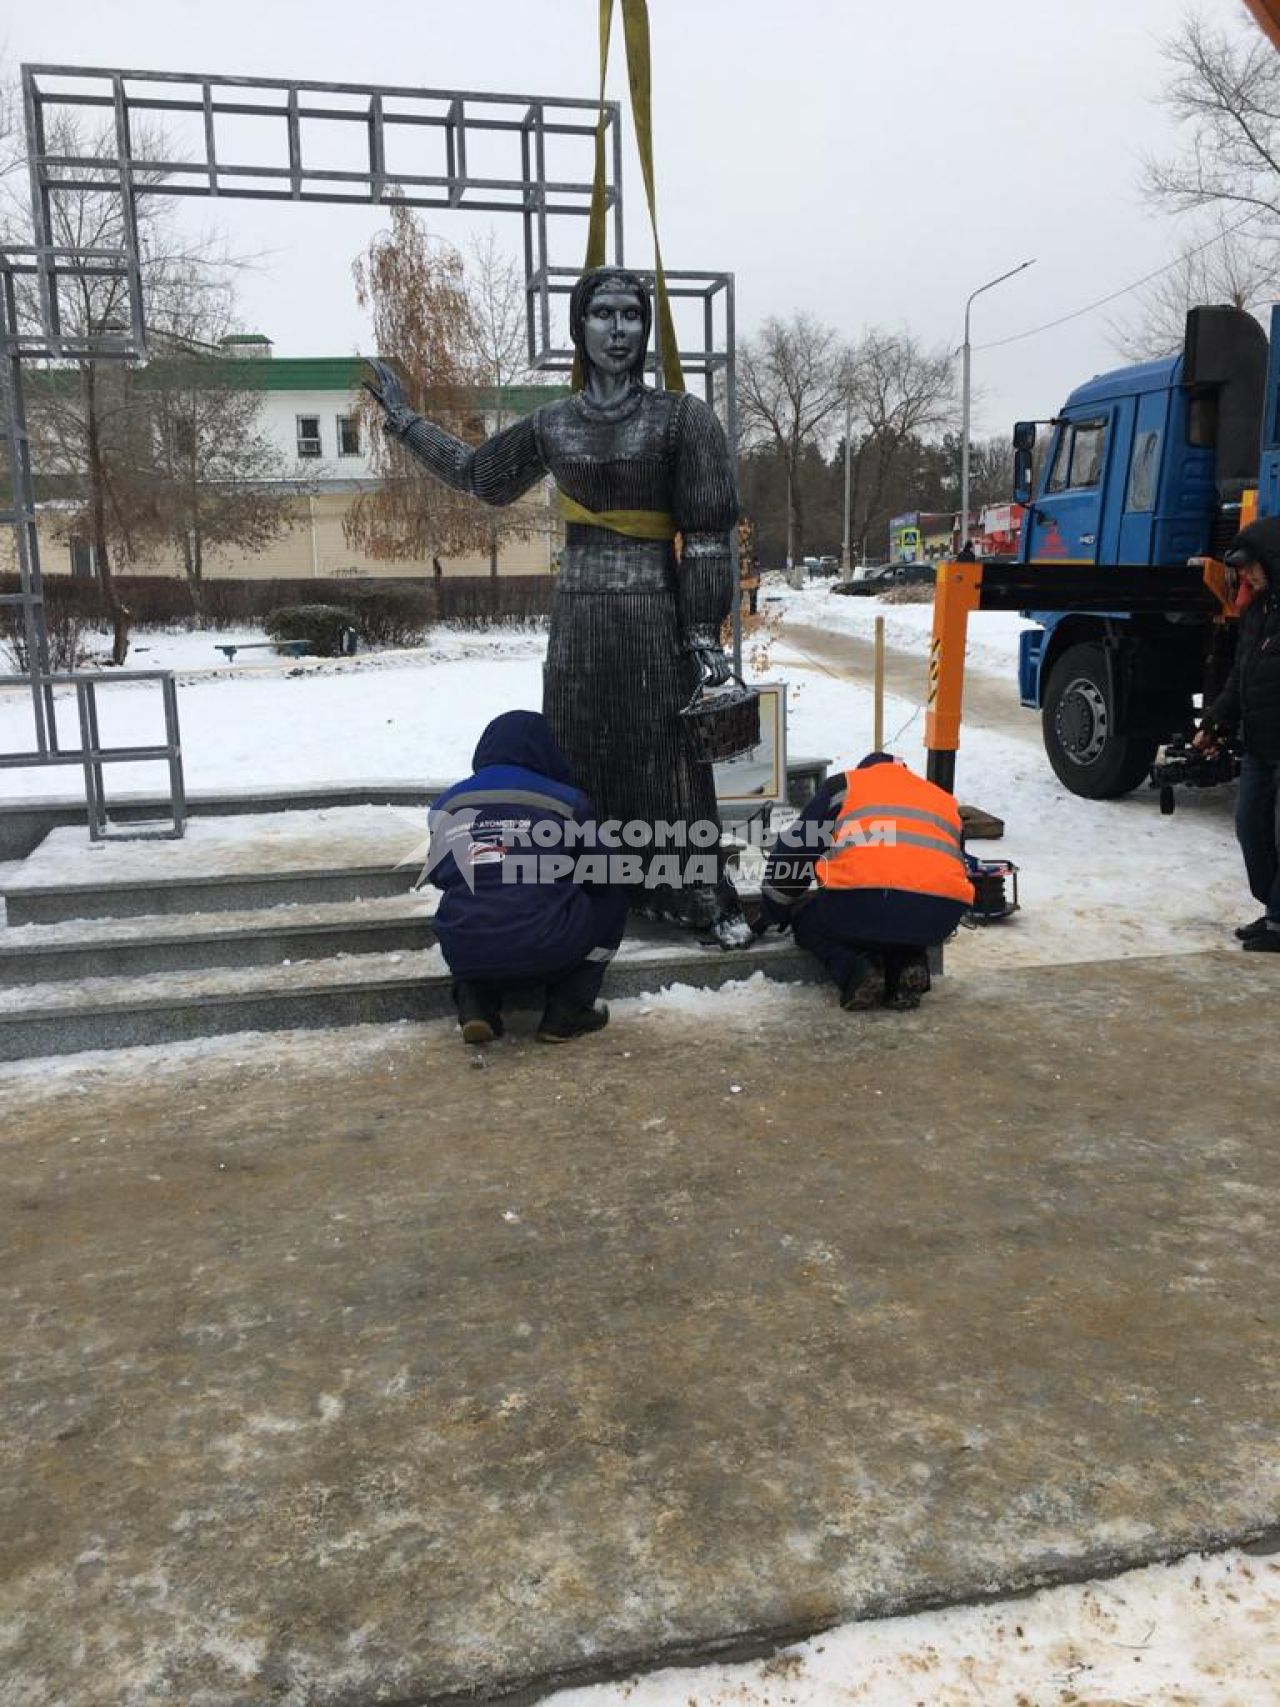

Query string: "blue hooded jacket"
[427, 710, 601, 980]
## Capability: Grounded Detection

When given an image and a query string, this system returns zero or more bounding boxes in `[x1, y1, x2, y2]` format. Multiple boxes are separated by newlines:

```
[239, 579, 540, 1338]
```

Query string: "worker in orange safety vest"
[758, 752, 975, 1010]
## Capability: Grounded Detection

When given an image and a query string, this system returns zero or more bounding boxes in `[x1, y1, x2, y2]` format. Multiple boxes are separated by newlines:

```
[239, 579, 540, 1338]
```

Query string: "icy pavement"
[3, 957, 1278, 1704]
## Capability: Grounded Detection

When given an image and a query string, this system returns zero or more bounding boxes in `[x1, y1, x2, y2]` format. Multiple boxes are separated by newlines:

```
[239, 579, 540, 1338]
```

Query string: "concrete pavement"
[2, 952, 1277, 1704]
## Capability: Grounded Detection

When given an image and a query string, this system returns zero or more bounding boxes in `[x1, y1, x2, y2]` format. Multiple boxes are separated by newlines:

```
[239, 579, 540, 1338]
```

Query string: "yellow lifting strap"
[556, 490, 677, 540]
[576, 0, 686, 396]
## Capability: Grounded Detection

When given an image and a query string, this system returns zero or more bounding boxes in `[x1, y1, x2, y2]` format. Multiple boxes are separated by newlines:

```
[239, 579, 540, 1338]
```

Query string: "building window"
[69, 536, 94, 578]
[336, 414, 361, 457]
[296, 415, 322, 458]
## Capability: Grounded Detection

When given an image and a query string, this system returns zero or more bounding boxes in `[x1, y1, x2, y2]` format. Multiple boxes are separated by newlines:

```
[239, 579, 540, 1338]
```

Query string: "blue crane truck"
[1004, 303, 1272, 799]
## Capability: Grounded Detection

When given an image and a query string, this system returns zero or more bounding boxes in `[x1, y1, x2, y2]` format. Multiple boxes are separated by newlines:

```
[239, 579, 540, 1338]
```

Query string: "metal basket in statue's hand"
[679, 676, 761, 764]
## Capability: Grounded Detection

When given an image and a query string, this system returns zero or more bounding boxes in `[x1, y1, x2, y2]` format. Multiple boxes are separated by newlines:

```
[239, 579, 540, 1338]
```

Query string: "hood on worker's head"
[1225, 517, 1280, 586]
[472, 710, 575, 785]
[856, 751, 900, 769]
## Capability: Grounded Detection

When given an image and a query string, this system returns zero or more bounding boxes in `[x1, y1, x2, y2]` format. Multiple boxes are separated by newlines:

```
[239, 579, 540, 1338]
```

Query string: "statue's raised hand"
[362, 360, 415, 435]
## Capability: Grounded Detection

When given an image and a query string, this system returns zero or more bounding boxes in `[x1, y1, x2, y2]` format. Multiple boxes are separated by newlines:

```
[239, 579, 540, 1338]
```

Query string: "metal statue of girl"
[364, 265, 749, 946]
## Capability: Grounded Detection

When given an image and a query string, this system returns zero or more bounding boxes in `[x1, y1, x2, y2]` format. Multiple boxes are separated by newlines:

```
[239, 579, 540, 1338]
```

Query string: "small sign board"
[715, 682, 788, 808]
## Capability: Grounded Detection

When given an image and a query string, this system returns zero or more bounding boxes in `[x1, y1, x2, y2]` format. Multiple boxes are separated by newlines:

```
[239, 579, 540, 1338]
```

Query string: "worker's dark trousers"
[1236, 754, 1280, 921]
[792, 890, 965, 992]
[457, 889, 628, 1012]
[546, 889, 629, 1006]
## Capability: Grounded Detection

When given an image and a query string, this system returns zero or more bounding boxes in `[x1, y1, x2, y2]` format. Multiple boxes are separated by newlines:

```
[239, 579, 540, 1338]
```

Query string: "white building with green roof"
[207, 336, 567, 580]
[7, 334, 568, 584]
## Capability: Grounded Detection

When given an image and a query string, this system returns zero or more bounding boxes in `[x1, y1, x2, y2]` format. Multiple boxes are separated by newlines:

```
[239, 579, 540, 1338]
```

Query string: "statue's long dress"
[394, 383, 738, 856]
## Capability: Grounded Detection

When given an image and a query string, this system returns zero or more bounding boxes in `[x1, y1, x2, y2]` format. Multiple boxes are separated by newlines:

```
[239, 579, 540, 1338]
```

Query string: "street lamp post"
[841, 392, 853, 572]
[960, 259, 1035, 552]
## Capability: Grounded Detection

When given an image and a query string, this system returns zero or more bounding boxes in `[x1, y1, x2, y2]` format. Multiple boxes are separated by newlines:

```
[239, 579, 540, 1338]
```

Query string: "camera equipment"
[1149, 733, 1241, 815]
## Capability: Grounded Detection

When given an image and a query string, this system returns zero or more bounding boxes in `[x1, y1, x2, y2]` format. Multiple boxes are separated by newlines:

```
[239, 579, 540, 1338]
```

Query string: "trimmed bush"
[0, 571, 555, 642]
[263, 603, 356, 657]
[333, 583, 433, 648]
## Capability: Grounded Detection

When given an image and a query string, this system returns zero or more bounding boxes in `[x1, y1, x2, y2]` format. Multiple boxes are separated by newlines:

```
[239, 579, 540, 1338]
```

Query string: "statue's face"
[580, 288, 646, 377]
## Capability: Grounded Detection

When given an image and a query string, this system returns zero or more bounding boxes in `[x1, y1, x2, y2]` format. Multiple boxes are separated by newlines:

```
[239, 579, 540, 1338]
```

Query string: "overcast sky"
[2, 0, 1257, 435]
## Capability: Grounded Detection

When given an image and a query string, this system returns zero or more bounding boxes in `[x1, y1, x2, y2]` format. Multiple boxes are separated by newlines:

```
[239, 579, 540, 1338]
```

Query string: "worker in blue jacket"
[427, 710, 628, 1044]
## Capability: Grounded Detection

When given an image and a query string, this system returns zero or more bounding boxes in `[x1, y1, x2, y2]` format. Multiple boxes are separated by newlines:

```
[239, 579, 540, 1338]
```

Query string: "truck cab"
[1013, 304, 1270, 796]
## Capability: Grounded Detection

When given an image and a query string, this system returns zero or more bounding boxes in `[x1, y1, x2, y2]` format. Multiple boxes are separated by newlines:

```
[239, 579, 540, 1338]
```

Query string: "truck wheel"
[1042, 642, 1157, 799]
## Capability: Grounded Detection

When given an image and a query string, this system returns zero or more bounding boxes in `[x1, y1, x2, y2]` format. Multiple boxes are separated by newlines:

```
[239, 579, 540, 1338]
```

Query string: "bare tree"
[464, 230, 540, 576]
[0, 72, 22, 185]
[141, 350, 295, 614]
[345, 201, 490, 568]
[4, 109, 238, 662]
[738, 313, 852, 566]
[847, 330, 957, 557]
[1107, 216, 1279, 360]
[1147, 12, 1280, 225]
[969, 433, 1016, 509]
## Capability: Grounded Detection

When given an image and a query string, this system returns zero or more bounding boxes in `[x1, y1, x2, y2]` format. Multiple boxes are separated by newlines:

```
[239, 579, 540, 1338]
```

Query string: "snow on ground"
[0, 606, 1252, 968]
[765, 578, 1035, 676]
[114, 622, 546, 677]
[759, 633, 1245, 974]
[0, 628, 548, 800]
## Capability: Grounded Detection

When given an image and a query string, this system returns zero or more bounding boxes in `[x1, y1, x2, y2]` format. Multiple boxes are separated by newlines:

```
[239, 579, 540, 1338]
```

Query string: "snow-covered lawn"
[0, 606, 1252, 968]
[0, 627, 548, 800]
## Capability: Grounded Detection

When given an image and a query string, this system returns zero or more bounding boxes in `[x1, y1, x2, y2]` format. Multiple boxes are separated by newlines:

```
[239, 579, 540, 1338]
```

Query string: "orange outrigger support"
[922, 556, 1238, 795]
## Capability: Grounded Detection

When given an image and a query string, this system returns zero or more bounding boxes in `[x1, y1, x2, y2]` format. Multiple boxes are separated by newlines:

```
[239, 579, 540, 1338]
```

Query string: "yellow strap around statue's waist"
[556, 491, 677, 541]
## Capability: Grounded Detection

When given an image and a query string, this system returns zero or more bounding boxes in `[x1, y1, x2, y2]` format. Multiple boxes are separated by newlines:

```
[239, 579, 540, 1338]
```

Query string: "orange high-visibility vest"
[815, 763, 975, 906]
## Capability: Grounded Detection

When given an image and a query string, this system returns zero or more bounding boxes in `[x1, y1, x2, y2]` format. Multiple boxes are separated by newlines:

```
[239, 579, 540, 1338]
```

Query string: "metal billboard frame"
[1, 63, 739, 840]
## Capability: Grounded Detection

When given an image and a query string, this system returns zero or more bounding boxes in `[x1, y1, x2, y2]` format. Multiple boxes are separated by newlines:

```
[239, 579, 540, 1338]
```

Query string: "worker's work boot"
[1236, 915, 1272, 942]
[839, 953, 885, 1011]
[537, 999, 610, 1044]
[885, 952, 931, 1012]
[1242, 924, 1280, 953]
[454, 982, 504, 1045]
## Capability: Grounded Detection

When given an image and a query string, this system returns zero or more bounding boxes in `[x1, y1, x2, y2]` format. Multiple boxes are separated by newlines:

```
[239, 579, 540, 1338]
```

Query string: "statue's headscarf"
[569, 266, 652, 383]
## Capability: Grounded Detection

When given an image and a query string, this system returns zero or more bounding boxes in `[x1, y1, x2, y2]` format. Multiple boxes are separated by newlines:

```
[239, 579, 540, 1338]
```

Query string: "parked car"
[817, 555, 840, 575]
[832, 564, 898, 596]
[896, 561, 937, 586]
